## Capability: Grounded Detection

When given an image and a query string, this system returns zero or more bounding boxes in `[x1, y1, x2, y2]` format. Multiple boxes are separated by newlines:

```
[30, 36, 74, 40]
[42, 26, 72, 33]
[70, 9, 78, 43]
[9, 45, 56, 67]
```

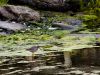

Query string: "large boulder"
[8, 0, 82, 11]
[0, 5, 40, 21]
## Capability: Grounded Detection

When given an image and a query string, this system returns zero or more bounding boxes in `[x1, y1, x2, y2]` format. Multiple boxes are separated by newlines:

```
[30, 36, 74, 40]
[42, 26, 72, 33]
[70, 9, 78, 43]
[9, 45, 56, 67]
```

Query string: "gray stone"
[92, 70, 100, 74]
[0, 5, 40, 21]
[83, 73, 90, 75]
[90, 73, 99, 75]
[52, 18, 82, 31]
[0, 69, 9, 74]
[69, 70, 84, 75]
[0, 21, 26, 32]
[64, 18, 82, 26]
[31, 66, 57, 74]
[5, 70, 22, 75]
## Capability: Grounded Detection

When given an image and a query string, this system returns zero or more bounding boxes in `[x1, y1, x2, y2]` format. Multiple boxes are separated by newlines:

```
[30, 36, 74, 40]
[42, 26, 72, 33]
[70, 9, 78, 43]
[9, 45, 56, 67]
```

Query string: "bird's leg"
[32, 53, 34, 60]
[25, 56, 33, 61]
[25, 53, 35, 61]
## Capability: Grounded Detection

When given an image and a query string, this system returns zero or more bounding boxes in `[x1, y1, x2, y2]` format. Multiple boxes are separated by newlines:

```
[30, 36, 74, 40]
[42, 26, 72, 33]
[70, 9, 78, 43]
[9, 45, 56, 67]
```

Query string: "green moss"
[0, 29, 98, 56]
[0, 30, 96, 46]
[81, 15, 97, 21]
[0, 0, 8, 6]
[76, 14, 99, 31]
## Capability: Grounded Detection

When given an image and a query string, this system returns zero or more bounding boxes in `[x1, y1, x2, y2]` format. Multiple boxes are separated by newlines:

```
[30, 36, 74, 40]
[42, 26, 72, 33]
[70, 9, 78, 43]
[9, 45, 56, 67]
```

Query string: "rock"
[5, 70, 22, 75]
[70, 67, 77, 70]
[65, 18, 82, 26]
[0, 59, 11, 64]
[52, 18, 82, 31]
[9, 0, 66, 11]
[0, 5, 40, 21]
[8, 0, 82, 11]
[90, 73, 99, 75]
[0, 32, 7, 35]
[31, 66, 57, 74]
[53, 22, 75, 30]
[0, 69, 9, 74]
[8, 67, 19, 72]
[31, 67, 40, 72]
[92, 70, 100, 74]
[83, 73, 91, 75]
[17, 61, 36, 64]
[39, 66, 57, 74]
[69, 70, 84, 75]
[48, 27, 58, 30]
[56, 72, 68, 75]
[0, 21, 26, 34]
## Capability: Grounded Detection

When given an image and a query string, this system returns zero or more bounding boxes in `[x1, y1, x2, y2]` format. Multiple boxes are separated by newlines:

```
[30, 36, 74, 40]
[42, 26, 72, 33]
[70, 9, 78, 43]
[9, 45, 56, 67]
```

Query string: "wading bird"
[26, 46, 41, 61]
[27, 46, 40, 53]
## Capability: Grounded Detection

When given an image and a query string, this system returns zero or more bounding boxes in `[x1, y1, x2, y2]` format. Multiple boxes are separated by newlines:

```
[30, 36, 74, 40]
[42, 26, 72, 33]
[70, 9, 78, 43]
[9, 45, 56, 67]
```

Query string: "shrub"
[0, 0, 8, 6]
[81, 15, 97, 21]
